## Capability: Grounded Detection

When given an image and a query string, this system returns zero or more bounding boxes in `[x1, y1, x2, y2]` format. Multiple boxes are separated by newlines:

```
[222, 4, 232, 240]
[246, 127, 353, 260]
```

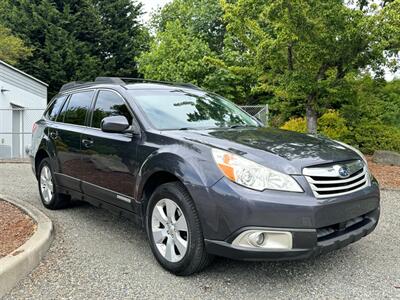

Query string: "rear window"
[59, 91, 94, 126]
[44, 95, 68, 121]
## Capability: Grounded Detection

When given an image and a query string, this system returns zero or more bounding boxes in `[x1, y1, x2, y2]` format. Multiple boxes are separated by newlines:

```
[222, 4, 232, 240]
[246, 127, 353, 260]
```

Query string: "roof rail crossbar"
[96, 77, 202, 90]
[60, 77, 201, 93]
[60, 78, 125, 92]
[60, 81, 87, 92]
[94, 77, 125, 84]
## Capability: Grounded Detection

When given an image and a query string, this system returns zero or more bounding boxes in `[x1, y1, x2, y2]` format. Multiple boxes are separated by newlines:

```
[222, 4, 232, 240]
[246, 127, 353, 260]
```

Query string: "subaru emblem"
[338, 166, 350, 178]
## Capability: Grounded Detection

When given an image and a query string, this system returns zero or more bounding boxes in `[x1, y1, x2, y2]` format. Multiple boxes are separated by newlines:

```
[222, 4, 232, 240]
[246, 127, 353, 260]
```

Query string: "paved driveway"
[1, 163, 399, 299]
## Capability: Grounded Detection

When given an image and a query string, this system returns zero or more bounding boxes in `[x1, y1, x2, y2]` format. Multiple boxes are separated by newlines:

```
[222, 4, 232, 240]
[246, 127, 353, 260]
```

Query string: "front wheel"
[146, 182, 213, 275]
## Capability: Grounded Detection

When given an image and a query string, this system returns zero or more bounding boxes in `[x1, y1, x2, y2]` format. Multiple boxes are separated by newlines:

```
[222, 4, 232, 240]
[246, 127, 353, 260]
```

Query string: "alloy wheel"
[40, 165, 54, 204]
[151, 198, 189, 263]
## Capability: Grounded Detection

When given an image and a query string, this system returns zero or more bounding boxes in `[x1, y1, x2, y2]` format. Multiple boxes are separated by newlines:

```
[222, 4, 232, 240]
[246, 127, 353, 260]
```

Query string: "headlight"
[211, 148, 303, 192]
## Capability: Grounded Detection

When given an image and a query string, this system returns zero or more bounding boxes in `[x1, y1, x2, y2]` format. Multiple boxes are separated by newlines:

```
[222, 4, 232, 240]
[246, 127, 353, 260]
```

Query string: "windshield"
[129, 89, 260, 130]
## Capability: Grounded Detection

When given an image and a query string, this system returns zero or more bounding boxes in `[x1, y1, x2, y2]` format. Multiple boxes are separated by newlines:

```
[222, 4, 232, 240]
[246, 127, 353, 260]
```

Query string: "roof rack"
[111, 77, 201, 90]
[60, 77, 201, 92]
[59, 81, 91, 92]
[95, 77, 200, 89]
[94, 77, 125, 84]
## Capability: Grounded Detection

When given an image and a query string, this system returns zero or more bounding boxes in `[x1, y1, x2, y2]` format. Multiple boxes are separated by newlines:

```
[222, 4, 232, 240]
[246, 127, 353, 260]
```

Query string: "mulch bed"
[0, 200, 36, 258]
[367, 156, 400, 189]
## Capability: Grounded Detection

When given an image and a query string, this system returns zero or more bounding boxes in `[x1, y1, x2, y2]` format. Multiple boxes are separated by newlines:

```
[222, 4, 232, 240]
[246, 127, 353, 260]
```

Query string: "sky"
[141, 0, 171, 23]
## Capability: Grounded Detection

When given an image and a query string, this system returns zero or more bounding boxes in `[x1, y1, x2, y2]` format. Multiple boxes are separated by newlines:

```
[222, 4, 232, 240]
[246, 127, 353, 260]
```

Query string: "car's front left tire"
[146, 182, 213, 276]
[38, 158, 70, 210]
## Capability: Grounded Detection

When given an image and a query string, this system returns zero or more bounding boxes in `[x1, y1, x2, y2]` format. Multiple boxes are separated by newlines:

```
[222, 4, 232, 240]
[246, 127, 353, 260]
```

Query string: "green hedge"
[345, 123, 400, 155]
[281, 110, 400, 154]
[281, 110, 349, 140]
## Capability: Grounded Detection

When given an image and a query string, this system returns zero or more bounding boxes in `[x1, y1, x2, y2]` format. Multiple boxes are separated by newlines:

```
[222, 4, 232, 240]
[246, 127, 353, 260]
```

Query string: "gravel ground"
[0, 163, 399, 299]
[367, 156, 400, 189]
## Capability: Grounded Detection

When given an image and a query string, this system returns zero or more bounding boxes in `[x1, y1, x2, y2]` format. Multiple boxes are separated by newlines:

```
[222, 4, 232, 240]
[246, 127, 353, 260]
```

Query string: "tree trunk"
[306, 94, 318, 134]
[305, 63, 329, 134]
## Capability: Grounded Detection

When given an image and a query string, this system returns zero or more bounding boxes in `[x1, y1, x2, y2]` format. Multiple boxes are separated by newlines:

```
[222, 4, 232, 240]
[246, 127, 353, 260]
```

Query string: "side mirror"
[101, 115, 130, 133]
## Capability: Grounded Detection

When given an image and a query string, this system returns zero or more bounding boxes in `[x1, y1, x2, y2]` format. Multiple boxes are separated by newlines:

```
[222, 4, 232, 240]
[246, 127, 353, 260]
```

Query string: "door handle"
[82, 138, 94, 148]
[49, 131, 58, 139]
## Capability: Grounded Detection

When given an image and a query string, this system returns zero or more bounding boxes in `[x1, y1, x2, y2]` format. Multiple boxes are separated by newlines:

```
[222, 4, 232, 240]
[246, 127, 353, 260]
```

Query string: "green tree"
[0, 25, 32, 64]
[218, 0, 400, 133]
[341, 76, 400, 128]
[151, 0, 225, 52]
[95, 0, 149, 76]
[0, 0, 148, 98]
[138, 20, 213, 86]
[142, 0, 269, 104]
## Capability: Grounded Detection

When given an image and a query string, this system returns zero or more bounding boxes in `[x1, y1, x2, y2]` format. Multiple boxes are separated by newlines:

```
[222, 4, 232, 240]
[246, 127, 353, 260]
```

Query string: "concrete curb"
[0, 195, 53, 298]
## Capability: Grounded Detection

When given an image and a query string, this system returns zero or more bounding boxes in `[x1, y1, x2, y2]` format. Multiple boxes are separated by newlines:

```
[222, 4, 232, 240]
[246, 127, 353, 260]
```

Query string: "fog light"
[248, 232, 265, 247]
[232, 230, 293, 250]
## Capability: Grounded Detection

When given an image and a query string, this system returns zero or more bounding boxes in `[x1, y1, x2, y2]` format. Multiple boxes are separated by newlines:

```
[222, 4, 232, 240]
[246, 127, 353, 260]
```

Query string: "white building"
[0, 60, 48, 159]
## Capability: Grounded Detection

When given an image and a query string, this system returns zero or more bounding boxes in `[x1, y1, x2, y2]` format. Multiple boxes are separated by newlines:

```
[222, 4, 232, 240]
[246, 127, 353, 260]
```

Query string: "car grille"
[303, 160, 370, 198]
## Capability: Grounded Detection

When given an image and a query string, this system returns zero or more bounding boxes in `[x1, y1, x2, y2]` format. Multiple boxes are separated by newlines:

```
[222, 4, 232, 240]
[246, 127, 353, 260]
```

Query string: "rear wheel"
[146, 182, 213, 275]
[38, 158, 70, 209]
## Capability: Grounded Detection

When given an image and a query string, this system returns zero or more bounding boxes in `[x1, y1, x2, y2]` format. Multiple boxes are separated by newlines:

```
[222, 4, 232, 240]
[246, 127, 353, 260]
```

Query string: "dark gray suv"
[29, 77, 380, 275]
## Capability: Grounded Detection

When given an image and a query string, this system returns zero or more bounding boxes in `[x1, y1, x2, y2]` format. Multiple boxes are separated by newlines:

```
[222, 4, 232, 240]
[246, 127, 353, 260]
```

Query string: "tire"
[38, 158, 70, 210]
[146, 182, 213, 276]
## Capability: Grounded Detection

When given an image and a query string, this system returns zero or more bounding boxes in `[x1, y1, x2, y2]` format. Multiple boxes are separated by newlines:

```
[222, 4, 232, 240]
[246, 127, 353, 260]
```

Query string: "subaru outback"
[28, 77, 380, 275]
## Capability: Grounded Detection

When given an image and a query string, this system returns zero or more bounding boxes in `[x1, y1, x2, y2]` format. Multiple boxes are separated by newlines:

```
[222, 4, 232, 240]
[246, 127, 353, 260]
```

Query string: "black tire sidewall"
[146, 183, 202, 274]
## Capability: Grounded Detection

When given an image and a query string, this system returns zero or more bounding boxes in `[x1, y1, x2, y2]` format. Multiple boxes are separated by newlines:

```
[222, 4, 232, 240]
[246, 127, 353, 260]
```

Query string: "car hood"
[165, 127, 360, 175]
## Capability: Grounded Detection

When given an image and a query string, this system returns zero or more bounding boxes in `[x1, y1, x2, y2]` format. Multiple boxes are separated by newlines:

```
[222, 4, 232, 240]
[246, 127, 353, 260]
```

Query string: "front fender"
[135, 148, 222, 202]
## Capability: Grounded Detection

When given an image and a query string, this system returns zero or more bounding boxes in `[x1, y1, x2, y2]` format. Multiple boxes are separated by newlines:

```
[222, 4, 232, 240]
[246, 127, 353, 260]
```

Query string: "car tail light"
[32, 123, 38, 134]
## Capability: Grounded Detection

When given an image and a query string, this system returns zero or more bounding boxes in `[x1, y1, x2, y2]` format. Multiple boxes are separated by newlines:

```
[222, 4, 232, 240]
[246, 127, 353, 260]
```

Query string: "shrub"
[282, 112, 400, 154]
[280, 117, 307, 133]
[281, 110, 349, 140]
[317, 110, 350, 140]
[345, 123, 400, 155]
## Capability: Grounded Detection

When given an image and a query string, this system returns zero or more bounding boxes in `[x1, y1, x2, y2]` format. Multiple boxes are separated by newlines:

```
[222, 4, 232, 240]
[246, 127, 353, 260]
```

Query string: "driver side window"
[91, 90, 133, 128]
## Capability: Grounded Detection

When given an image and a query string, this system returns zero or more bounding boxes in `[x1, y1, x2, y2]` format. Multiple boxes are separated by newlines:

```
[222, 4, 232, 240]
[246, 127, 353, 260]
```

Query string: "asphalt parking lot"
[1, 163, 399, 299]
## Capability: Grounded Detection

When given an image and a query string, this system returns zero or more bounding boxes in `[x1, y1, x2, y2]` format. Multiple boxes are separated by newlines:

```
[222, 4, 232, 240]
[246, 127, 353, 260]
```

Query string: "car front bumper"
[190, 175, 380, 261]
[204, 207, 379, 260]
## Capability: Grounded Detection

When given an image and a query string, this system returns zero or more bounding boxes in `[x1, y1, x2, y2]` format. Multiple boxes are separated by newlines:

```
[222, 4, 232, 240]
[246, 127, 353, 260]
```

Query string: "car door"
[50, 90, 94, 191]
[80, 89, 139, 210]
